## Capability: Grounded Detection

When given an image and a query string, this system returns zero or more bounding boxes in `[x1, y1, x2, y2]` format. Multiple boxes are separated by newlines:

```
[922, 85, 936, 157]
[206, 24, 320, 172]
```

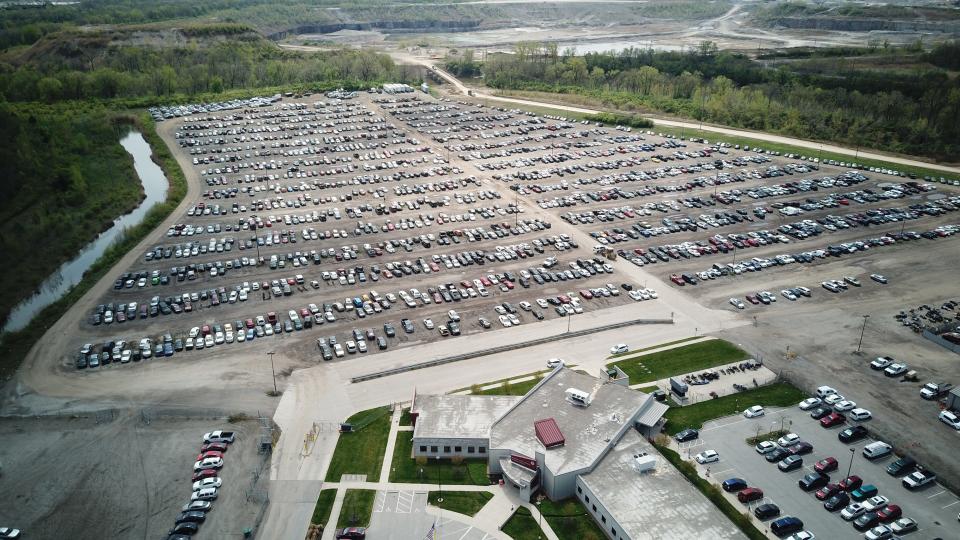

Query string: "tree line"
[481, 42, 960, 161]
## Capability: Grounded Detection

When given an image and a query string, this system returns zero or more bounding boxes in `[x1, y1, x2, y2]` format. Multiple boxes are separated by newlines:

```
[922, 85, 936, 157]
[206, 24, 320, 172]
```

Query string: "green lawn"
[474, 376, 543, 396]
[607, 336, 703, 359]
[663, 382, 807, 435]
[607, 339, 749, 385]
[310, 489, 337, 527]
[324, 407, 391, 482]
[538, 498, 606, 540]
[399, 407, 412, 426]
[336, 489, 376, 528]
[389, 433, 490, 485]
[638, 385, 660, 393]
[428, 491, 493, 516]
[502, 507, 543, 540]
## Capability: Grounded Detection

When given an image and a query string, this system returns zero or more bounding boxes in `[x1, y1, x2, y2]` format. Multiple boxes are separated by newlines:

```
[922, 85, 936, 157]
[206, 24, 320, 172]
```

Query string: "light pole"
[436, 456, 443, 502]
[537, 496, 543, 540]
[268, 351, 277, 394]
[857, 315, 870, 353]
[846, 447, 856, 478]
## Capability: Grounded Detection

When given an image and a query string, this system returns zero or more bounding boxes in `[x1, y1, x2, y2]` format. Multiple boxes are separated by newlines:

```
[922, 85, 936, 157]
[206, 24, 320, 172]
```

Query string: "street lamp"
[857, 315, 870, 353]
[268, 351, 277, 394]
[537, 496, 543, 540]
[435, 456, 443, 503]
[846, 447, 856, 478]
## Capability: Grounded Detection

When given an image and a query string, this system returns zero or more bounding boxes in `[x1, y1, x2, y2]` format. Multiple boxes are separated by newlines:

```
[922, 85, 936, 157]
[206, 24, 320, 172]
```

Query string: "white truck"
[920, 382, 953, 400]
[902, 469, 936, 490]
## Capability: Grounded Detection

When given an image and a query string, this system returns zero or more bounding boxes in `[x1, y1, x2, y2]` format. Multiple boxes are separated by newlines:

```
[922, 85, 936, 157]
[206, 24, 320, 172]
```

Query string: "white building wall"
[411, 436, 490, 459]
[575, 476, 629, 540]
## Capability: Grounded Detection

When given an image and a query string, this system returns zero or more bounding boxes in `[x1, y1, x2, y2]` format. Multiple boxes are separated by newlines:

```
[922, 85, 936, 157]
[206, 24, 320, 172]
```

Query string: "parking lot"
[684, 406, 960, 539]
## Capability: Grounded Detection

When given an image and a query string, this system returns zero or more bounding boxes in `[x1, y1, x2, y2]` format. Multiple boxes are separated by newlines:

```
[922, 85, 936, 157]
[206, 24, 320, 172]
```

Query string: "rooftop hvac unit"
[565, 388, 591, 407]
[633, 452, 657, 473]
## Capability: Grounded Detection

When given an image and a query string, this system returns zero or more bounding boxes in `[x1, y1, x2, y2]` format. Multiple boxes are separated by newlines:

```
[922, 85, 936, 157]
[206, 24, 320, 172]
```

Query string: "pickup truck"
[203, 430, 236, 444]
[902, 469, 936, 490]
[920, 382, 954, 400]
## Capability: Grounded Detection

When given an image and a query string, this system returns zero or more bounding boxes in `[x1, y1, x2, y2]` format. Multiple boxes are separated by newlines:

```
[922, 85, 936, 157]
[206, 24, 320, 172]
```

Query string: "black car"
[169, 522, 199, 536]
[809, 406, 831, 420]
[674, 428, 699, 443]
[175, 511, 207, 524]
[823, 492, 850, 511]
[799, 472, 830, 491]
[839, 425, 868, 443]
[383, 323, 396, 337]
[788, 441, 814, 455]
[765, 447, 791, 463]
[853, 511, 881, 531]
[886, 456, 917, 476]
[754, 503, 781, 520]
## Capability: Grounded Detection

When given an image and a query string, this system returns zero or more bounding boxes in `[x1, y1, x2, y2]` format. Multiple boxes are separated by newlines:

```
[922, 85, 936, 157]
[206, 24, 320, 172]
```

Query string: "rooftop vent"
[633, 452, 657, 473]
[565, 388, 591, 407]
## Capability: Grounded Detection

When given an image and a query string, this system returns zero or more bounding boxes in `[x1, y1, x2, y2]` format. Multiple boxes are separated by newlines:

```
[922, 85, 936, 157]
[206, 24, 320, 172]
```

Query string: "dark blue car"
[722, 478, 748, 492]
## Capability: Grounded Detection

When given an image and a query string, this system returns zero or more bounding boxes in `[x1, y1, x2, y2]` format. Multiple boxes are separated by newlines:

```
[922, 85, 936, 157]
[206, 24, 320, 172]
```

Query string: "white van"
[816, 385, 837, 399]
[862, 441, 893, 460]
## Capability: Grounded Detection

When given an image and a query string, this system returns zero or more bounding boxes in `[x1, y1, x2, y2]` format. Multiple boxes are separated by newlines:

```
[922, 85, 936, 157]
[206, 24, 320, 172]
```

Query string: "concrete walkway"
[378, 406, 404, 483]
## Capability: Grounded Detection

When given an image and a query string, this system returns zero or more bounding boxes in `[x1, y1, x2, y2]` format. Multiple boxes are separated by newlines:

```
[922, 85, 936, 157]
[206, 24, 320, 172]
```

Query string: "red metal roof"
[535, 418, 565, 449]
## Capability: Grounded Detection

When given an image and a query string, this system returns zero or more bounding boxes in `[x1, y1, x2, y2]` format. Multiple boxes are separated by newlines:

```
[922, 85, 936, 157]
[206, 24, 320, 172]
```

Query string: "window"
[592, 504, 596, 512]
[443, 446, 451, 453]
[577, 486, 582, 494]
[430, 446, 438, 453]
[585, 496, 590, 504]
[455, 446, 462, 453]
[419, 445, 427, 452]
[611, 527, 616, 535]
[601, 515, 606, 524]
[479, 446, 486, 454]
[468, 446, 475, 454]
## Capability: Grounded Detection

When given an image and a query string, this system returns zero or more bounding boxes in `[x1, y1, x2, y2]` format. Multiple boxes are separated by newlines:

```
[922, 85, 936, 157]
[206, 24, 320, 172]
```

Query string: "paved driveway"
[366, 490, 499, 540]
[688, 407, 960, 539]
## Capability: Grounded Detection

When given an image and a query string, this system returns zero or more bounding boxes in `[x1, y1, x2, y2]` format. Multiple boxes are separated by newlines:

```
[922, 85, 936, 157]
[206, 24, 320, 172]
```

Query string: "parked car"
[885, 456, 916, 476]
[743, 405, 765, 418]
[754, 503, 781, 520]
[820, 412, 845, 427]
[203, 430, 236, 444]
[839, 425, 868, 443]
[778, 455, 803, 472]
[814, 457, 838, 473]
[839, 475, 863, 491]
[695, 450, 720, 464]
[824, 492, 850, 512]
[674, 428, 698, 442]
[335, 527, 366, 540]
[722, 478, 748, 492]
[851, 484, 879, 501]
[771, 516, 803, 536]
[799, 472, 830, 491]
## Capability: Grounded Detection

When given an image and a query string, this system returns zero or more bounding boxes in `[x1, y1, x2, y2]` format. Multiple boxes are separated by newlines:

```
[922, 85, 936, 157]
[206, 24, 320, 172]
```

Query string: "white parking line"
[713, 468, 735, 477]
[927, 489, 947, 499]
[942, 500, 960, 509]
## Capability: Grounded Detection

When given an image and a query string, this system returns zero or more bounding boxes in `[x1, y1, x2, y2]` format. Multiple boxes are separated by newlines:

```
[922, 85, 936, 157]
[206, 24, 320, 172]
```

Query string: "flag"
[423, 520, 437, 540]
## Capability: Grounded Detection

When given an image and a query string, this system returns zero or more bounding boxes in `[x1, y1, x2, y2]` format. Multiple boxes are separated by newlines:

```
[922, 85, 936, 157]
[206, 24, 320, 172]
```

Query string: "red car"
[192, 468, 219, 482]
[196, 450, 224, 461]
[737, 487, 763, 503]
[815, 483, 841, 501]
[815, 457, 838, 473]
[670, 274, 685, 286]
[745, 295, 760, 305]
[201, 442, 228, 454]
[580, 290, 593, 299]
[335, 527, 366, 539]
[839, 475, 863, 491]
[878, 504, 902, 522]
[245, 318, 255, 329]
[820, 412, 846, 427]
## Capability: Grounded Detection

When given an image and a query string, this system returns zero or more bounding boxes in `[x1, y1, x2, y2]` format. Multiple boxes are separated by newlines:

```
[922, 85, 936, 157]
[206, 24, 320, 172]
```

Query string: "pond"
[2, 130, 170, 334]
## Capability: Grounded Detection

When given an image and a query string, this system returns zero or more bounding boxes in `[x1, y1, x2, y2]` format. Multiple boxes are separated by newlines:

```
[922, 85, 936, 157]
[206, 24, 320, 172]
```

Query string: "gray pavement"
[367, 489, 501, 540]
[692, 406, 960, 539]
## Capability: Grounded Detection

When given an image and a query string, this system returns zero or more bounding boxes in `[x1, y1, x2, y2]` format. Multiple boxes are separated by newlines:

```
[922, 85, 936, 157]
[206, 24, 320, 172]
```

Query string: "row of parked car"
[167, 430, 236, 539]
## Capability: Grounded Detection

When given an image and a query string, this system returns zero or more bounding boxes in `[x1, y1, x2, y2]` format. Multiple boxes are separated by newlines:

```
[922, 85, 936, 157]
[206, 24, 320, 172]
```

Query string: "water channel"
[2, 130, 170, 333]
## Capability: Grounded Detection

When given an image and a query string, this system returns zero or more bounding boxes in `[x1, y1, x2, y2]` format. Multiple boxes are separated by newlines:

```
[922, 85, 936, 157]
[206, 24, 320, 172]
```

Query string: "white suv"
[939, 410, 960, 430]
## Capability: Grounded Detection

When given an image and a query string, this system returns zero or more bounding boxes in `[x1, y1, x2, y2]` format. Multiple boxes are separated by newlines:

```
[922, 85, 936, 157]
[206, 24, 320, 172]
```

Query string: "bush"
[586, 112, 654, 129]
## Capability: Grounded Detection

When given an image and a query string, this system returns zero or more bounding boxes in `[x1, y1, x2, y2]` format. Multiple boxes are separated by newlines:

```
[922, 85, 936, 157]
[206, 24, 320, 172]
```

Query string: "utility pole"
[268, 351, 277, 394]
[436, 456, 443, 502]
[857, 315, 870, 353]
[846, 447, 856, 478]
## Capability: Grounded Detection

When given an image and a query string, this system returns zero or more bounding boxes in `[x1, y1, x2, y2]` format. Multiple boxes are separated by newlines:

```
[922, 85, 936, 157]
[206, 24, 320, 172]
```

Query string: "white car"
[849, 408, 872, 421]
[824, 393, 845, 405]
[191, 487, 218, 501]
[423, 318, 435, 330]
[546, 358, 565, 369]
[841, 502, 866, 521]
[182, 500, 212, 512]
[864, 525, 892, 540]
[193, 457, 223, 471]
[203, 430, 235, 443]
[799, 397, 822, 410]
[447, 310, 460, 322]
[834, 400, 857, 412]
[334, 343, 344, 357]
[536, 298, 549, 309]
[777, 433, 800, 447]
[781, 289, 797, 301]
[861, 495, 889, 512]
[729, 298, 745, 309]
[755, 440, 777, 454]
[644, 288, 658, 299]
[519, 301, 532, 311]
[610, 344, 629, 354]
[498, 315, 512, 327]
[784, 532, 814, 540]
[695, 450, 719, 464]
[743, 405, 765, 418]
[192, 477, 222, 491]
[890, 518, 917, 534]
[0, 528, 21, 539]
[939, 410, 960, 430]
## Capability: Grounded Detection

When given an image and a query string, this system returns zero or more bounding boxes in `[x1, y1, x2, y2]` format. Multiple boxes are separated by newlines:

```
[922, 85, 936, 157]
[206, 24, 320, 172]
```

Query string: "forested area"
[482, 42, 960, 160]
[0, 103, 143, 326]
[0, 25, 410, 103]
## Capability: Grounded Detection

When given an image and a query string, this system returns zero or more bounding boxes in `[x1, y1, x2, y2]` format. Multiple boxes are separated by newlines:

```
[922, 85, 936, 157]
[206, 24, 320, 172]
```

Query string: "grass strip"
[538, 498, 607, 540]
[608, 339, 748, 384]
[324, 407, 391, 482]
[310, 489, 337, 526]
[663, 382, 807, 435]
[336, 489, 376, 528]
[428, 491, 493, 517]
[606, 336, 703, 359]
[502, 506, 543, 540]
